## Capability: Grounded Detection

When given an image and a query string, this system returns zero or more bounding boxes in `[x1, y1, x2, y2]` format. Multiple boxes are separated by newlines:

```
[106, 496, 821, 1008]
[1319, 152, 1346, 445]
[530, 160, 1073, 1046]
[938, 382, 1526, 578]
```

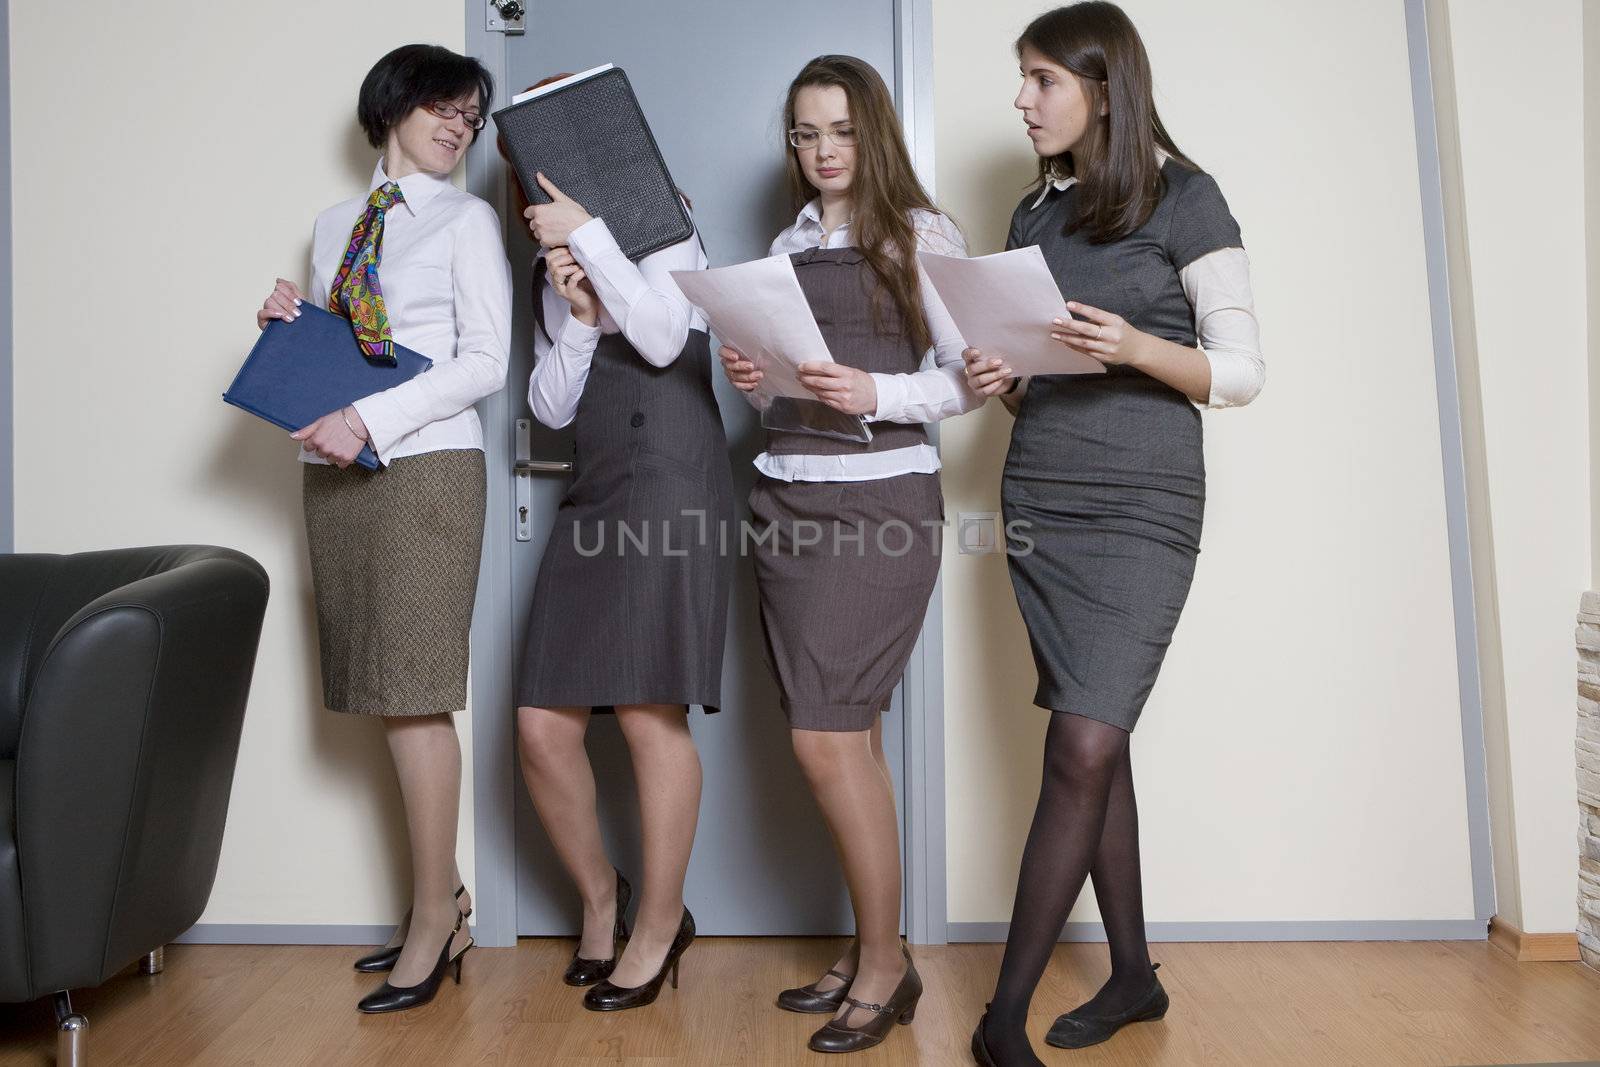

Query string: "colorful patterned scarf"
[328, 181, 405, 364]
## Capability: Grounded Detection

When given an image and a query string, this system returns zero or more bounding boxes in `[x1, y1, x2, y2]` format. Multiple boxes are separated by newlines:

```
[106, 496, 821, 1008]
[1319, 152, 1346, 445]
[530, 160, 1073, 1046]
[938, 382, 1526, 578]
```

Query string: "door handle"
[514, 419, 573, 542]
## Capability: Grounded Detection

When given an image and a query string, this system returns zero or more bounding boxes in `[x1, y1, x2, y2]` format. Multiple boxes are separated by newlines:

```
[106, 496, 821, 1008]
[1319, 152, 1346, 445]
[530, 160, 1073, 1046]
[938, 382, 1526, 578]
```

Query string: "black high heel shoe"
[353, 884, 469, 973]
[356, 910, 474, 1014]
[582, 907, 694, 1012]
[1044, 962, 1168, 1049]
[564, 869, 632, 986]
[971, 1003, 1045, 1066]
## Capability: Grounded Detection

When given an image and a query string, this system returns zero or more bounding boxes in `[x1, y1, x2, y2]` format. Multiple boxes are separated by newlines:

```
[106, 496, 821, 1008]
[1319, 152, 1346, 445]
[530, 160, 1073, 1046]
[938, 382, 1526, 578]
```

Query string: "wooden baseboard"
[1488, 916, 1581, 962]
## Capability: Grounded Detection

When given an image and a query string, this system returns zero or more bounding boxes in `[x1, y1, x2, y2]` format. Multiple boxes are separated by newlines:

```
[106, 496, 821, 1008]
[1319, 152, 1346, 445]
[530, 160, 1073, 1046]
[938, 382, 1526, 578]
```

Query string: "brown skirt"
[748, 472, 943, 732]
[302, 449, 486, 716]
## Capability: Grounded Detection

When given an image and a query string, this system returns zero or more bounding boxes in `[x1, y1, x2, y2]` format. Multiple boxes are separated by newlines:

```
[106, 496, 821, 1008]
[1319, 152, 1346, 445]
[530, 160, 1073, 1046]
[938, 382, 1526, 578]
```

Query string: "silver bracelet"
[340, 407, 369, 442]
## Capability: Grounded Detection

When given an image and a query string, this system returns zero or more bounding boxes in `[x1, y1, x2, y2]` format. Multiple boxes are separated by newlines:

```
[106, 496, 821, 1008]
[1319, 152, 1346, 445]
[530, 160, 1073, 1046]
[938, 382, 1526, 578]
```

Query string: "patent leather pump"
[582, 907, 694, 1012]
[356, 911, 473, 1014]
[564, 869, 633, 986]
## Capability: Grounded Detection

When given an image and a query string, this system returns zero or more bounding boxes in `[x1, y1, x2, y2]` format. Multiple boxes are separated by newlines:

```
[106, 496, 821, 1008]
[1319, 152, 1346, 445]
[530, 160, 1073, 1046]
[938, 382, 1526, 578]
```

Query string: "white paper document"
[917, 247, 1107, 377]
[670, 255, 835, 401]
[511, 63, 615, 104]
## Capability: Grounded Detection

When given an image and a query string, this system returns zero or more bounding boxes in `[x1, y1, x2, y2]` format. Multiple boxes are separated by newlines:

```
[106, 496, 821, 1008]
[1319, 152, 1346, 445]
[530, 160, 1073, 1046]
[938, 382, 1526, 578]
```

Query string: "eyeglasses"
[426, 101, 487, 132]
[788, 125, 858, 150]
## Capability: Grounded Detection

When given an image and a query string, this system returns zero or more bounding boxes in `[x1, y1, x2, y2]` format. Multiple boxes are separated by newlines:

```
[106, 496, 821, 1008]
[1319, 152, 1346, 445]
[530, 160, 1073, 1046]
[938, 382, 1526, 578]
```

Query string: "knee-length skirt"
[749, 472, 943, 732]
[302, 449, 486, 716]
[1002, 374, 1205, 731]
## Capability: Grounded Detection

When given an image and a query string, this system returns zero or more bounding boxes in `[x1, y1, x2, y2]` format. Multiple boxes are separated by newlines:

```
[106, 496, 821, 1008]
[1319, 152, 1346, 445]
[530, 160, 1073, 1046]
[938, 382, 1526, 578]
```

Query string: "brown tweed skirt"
[302, 449, 486, 716]
[748, 472, 943, 732]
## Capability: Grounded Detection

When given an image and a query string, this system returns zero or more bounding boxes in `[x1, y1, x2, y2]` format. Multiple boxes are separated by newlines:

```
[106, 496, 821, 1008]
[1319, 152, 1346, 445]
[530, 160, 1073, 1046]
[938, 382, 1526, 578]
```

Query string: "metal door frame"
[462, 0, 948, 949]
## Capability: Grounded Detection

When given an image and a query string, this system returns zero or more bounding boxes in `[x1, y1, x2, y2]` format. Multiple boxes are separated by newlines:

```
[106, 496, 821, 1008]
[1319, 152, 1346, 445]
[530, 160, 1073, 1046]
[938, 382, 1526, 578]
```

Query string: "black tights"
[985, 712, 1153, 1062]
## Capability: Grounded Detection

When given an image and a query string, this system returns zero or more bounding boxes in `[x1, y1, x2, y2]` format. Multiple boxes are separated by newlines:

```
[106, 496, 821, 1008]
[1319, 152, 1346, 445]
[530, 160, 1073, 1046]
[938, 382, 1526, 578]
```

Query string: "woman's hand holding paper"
[796, 361, 877, 416]
[719, 344, 762, 393]
[1049, 301, 1147, 367]
[961, 346, 1015, 397]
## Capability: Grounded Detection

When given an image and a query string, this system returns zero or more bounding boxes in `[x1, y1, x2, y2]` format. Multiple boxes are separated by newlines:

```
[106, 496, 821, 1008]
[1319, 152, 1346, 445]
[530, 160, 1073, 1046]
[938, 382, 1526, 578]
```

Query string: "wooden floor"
[3, 938, 1600, 1065]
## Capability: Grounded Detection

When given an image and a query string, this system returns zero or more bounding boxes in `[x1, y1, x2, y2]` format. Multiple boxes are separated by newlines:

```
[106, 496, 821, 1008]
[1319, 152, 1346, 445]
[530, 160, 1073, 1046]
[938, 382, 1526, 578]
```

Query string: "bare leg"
[791, 725, 905, 1026]
[517, 704, 618, 959]
[382, 714, 471, 987]
[807, 717, 894, 994]
[606, 704, 703, 988]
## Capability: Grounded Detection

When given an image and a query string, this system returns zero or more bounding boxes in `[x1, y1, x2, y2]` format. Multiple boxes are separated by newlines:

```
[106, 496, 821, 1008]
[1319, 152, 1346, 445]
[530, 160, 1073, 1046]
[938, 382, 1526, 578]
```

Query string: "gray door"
[499, 1, 911, 937]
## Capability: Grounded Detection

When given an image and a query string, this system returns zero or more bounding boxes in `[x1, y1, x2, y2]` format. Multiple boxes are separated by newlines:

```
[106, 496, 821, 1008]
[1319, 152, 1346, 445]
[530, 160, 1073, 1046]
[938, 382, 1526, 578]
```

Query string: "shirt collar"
[796, 198, 854, 243]
[370, 160, 450, 216]
[1028, 147, 1172, 210]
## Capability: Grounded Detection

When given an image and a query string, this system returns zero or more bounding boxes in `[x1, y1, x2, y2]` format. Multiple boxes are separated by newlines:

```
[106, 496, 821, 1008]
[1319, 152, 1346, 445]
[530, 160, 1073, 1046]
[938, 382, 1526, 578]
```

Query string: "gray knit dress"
[1003, 161, 1243, 731]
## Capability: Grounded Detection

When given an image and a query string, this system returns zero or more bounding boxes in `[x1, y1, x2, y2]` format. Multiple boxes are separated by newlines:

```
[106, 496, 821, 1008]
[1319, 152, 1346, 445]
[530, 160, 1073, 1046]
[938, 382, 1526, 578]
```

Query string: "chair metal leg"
[53, 991, 87, 1067]
[140, 947, 165, 975]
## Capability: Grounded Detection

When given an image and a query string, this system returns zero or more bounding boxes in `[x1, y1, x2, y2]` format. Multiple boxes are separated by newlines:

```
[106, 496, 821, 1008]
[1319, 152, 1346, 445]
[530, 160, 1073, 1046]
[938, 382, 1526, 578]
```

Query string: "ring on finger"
[1095, 324, 1104, 340]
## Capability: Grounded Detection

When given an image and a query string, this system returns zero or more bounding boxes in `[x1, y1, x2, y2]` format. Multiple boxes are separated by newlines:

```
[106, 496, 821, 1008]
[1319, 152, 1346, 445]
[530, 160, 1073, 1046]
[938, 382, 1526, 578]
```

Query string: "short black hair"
[356, 44, 495, 150]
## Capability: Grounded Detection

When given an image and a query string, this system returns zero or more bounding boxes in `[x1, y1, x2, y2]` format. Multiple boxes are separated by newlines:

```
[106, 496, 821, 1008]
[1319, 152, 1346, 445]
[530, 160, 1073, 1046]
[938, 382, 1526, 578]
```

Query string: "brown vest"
[763, 247, 931, 457]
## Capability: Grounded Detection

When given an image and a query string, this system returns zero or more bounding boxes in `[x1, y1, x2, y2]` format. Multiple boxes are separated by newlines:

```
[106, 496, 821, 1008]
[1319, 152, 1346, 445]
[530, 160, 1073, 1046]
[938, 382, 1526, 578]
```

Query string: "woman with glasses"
[961, 4, 1264, 1063]
[507, 71, 735, 1013]
[254, 44, 509, 1014]
[719, 54, 981, 1055]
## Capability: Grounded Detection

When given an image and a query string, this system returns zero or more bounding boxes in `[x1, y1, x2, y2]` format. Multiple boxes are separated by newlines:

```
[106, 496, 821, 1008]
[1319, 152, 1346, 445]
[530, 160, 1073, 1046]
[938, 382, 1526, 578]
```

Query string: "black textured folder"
[492, 66, 693, 261]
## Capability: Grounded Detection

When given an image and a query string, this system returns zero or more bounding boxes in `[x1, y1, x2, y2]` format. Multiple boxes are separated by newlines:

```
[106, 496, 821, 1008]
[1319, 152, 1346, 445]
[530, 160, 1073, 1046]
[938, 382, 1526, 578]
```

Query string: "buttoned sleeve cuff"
[567, 215, 619, 264]
[557, 311, 603, 351]
[868, 372, 907, 422]
[349, 394, 401, 465]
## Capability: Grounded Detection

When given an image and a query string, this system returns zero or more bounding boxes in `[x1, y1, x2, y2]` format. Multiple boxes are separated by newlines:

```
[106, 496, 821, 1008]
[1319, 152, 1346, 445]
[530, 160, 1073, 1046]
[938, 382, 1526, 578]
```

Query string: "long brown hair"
[1018, 2, 1197, 243]
[783, 55, 940, 352]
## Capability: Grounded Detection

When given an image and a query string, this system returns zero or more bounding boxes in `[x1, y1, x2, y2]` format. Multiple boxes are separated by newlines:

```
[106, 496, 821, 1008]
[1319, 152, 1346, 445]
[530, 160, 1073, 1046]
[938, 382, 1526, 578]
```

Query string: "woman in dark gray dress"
[962, 5, 1265, 1064]
[509, 129, 734, 1013]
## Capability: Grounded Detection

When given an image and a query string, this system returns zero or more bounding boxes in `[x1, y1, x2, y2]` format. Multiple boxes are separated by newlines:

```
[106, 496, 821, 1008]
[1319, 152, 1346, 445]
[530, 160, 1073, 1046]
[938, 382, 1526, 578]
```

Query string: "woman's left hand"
[1050, 301, 1148, 367]
[292, 406, 368, 469]
[524, 172, 592, 248]
[797, 362, 877, 416]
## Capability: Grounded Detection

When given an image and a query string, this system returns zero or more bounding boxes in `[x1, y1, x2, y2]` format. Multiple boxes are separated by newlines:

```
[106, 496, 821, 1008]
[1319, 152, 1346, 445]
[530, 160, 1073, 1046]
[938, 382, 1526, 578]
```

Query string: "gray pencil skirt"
[302, 449, 486, 716]
[1002, 372, 1205, 732]
[749, 472, 943, 732]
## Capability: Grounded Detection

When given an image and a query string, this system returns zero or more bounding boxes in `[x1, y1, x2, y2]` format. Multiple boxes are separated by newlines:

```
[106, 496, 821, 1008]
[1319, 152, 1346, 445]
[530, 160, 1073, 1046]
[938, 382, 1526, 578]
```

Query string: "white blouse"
[526, 216, 708, 429]
[749, 201, 984, 483]
[304, 162, 513, 465]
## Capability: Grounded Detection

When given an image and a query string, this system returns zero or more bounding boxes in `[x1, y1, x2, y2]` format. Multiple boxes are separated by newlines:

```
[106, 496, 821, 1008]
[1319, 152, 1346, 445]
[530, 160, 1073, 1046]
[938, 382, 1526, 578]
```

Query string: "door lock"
[487, 0, 525, 34]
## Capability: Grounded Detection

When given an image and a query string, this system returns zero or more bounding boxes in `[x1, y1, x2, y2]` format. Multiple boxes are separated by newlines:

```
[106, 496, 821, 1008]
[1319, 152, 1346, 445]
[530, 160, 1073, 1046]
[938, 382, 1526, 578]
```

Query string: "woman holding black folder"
[504, 75, 735, 1014]
[254, 44, 509, 1015]
[959, 5, 1264, 1064]
[718, 55, 981, 1055]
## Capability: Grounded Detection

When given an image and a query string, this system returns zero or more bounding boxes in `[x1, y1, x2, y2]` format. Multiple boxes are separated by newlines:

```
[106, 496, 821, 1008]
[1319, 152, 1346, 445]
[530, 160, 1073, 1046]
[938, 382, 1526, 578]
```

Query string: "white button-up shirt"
[526, 214, 708, 429]
[303, 161, 513, 465]
[751, 201, 983, 482]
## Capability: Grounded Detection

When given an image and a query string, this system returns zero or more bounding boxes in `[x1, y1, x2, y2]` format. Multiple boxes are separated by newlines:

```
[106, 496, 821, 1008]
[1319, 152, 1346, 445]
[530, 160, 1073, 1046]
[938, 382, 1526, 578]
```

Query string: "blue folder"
[223, 303, 433, 471]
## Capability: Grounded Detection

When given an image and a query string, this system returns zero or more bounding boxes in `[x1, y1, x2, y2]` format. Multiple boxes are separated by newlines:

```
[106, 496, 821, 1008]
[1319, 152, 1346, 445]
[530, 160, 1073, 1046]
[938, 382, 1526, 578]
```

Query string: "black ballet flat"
[971, 1003, 1045, 1066]
[582, 907, 694, 1012]
[1044, 962, 1168, 1049]
[564, 869, 633, 986]
[353, 884, 469, 973]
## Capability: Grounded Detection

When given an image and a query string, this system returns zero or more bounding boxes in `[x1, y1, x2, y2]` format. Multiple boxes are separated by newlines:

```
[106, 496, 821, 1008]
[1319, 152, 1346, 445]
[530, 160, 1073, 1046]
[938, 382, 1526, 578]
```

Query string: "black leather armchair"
[0, 546, 269, 1065]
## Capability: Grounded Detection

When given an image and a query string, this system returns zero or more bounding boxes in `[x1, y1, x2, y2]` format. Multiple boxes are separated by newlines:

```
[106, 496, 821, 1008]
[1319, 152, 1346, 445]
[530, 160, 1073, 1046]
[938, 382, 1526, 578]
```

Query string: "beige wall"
[1446, 0, 1590, 934]
[932, 0, 1477, 926]
[8, 5, 472, 925]
[1588, 0, 1600, 585]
